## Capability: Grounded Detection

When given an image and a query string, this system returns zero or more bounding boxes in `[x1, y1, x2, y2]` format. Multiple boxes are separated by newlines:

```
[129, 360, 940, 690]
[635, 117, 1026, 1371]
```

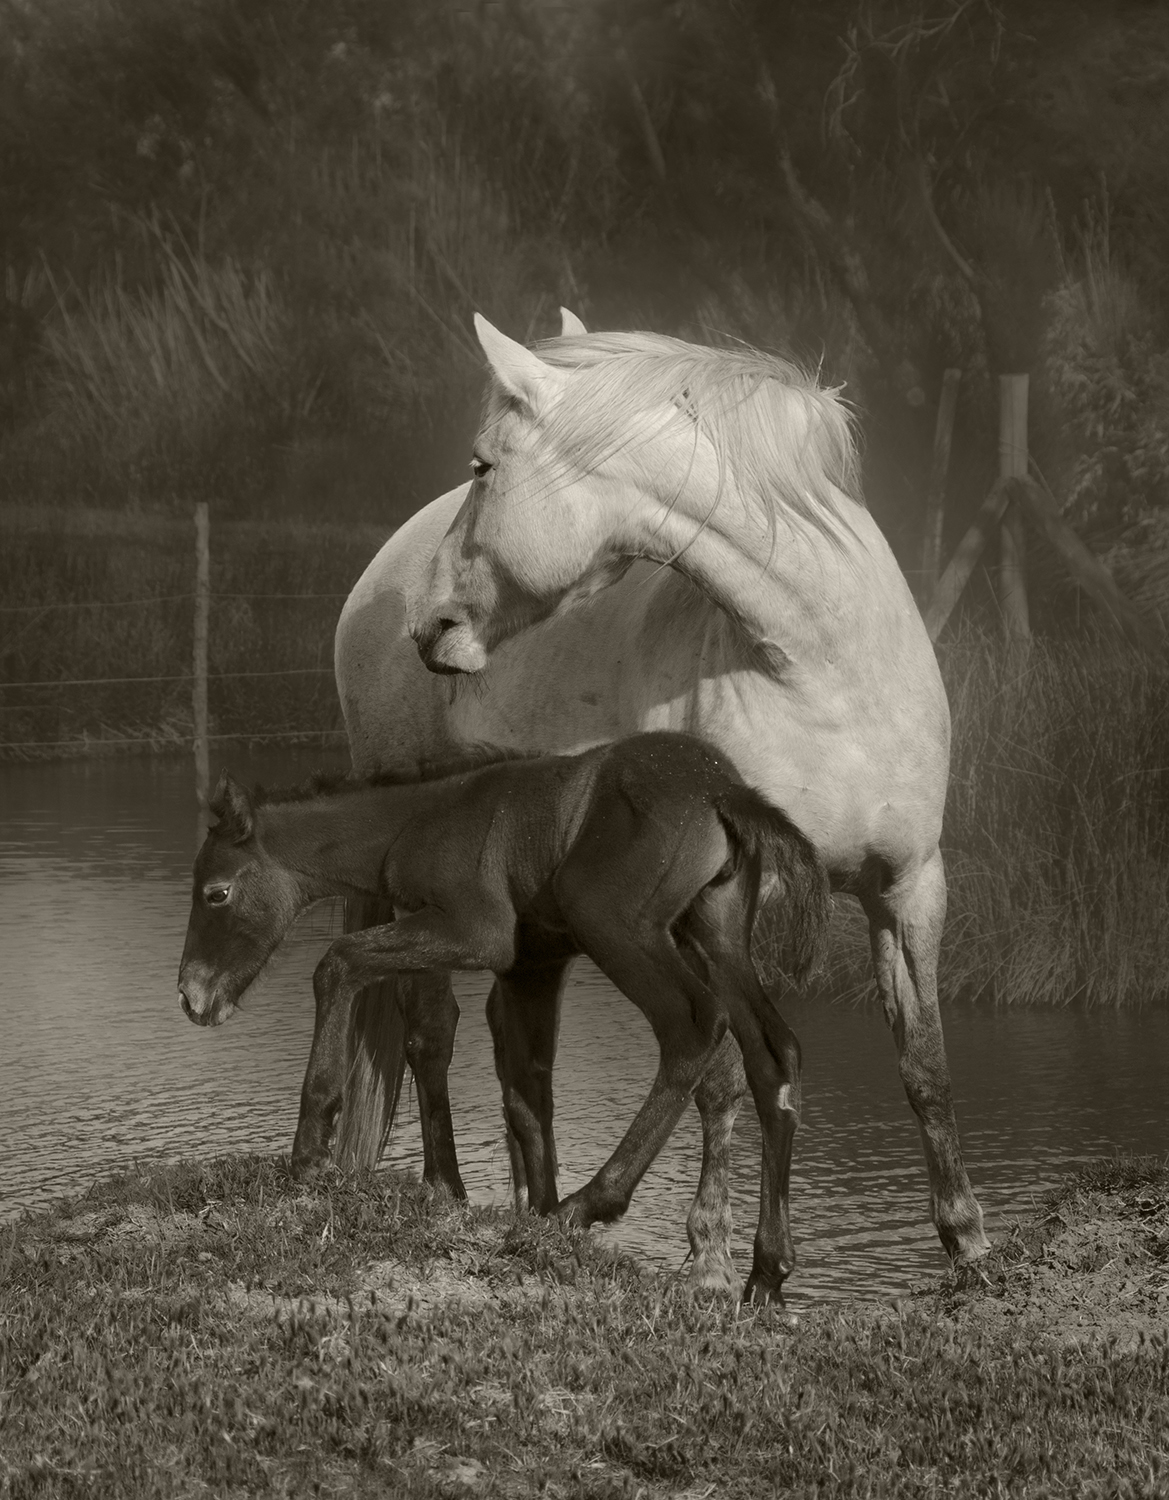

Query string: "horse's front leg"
[862, 849, 990, 1265]
[687, 1035, 746, 1297]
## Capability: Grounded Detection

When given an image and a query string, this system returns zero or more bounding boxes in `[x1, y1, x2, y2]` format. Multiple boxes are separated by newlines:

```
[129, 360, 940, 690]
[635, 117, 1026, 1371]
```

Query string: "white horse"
[334, 310, 990, 1285]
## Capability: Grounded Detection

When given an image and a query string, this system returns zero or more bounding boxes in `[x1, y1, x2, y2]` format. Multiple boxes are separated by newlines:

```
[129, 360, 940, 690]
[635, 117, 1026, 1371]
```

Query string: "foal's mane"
[251, 743, 533, 807]
[514, 329, 862, 544]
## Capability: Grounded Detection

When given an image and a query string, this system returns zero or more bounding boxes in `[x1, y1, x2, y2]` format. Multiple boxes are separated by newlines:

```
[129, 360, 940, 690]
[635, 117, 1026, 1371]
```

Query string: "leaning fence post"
[998, 374, 1031, 649]
[193, 502, 211, 835]
[920, 367, 962, 597]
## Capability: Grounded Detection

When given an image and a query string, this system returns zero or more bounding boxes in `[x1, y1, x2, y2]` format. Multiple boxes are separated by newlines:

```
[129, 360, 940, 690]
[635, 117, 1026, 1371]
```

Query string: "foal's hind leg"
[862, 850, 989, 1264]
[687, 1035, 746, 1297]
[731, 988, 802, 1306]
[553, 932, 728, 1229]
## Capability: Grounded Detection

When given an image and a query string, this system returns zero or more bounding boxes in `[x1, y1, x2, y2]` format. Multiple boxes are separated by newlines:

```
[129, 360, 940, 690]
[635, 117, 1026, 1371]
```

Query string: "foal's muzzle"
[178, 972, 233, 1028]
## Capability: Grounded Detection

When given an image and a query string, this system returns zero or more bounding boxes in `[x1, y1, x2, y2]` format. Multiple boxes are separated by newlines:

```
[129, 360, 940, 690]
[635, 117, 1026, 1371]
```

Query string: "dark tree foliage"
[1, 0, 1166, 561]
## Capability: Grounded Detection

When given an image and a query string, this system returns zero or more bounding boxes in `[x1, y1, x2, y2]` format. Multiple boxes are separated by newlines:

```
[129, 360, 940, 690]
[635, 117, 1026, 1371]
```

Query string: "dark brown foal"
[178, 731, 829, 1303]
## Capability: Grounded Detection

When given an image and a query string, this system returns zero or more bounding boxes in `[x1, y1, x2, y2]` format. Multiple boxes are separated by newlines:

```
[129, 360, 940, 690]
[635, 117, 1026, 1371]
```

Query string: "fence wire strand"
[2, 565, 353, 752]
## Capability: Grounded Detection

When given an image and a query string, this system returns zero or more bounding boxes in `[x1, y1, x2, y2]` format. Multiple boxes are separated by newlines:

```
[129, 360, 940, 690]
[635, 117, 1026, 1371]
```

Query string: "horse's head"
[407, 310, 636, 675]
[177, 771, 302, 1027]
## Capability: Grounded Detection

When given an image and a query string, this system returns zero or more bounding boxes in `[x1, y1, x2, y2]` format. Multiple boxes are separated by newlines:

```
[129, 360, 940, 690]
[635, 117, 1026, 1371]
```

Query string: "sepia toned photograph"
[1, 1, 1166, 1493]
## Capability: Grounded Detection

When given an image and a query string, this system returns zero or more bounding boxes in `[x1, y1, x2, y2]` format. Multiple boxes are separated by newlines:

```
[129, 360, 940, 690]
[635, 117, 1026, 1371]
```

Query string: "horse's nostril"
[437, 617, 460, 634]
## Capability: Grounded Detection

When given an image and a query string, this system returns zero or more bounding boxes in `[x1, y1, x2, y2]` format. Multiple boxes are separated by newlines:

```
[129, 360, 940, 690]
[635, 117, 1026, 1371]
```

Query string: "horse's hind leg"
[687, 1035, 746, 1297]
[486, 956, 571, 1214]
[862, 849, 989, 1265]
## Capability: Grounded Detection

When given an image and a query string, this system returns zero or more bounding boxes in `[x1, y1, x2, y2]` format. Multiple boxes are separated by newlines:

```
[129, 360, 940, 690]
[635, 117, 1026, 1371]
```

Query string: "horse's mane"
[251, 743, 533, 806]
[514, 329, 862, 545]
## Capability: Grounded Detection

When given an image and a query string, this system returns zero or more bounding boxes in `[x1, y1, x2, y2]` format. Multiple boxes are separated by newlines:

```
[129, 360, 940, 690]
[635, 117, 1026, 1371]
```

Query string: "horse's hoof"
[290, 1152, 329, 1184]
[687, 1255, 742, 1300]
[950, 1258, 994, 1293]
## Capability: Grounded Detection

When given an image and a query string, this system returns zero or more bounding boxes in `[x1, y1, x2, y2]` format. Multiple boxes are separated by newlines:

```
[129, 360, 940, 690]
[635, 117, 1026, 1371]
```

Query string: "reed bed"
[791, 631, 1169, 1010]
[939, 631, 1169, 1007]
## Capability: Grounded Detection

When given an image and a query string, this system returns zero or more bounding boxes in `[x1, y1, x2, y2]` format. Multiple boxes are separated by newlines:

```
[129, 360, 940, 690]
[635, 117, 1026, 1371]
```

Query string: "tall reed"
[938, 629, 1169, 1006]
[41, 237, 292, 479]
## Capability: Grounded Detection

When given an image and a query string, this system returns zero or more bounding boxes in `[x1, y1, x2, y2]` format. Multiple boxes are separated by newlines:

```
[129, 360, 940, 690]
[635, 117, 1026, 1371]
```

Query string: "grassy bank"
[1, 1154, 1166, 1498]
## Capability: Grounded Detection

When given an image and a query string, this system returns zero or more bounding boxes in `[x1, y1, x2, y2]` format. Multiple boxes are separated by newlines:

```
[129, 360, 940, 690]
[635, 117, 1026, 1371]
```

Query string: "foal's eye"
[205, 885, 232, 907]
[470, 455, 492, 480]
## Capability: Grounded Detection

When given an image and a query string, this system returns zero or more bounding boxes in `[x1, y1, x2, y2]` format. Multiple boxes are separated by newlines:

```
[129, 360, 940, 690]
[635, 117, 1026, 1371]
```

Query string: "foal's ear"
[209, 770, 255, 845]
[559, 306, 588, 337]
[474, 313, 562, 410]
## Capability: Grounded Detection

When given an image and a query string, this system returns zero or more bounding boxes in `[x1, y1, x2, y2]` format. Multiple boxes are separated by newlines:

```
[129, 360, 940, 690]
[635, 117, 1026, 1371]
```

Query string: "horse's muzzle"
[410, 616, 489, 675]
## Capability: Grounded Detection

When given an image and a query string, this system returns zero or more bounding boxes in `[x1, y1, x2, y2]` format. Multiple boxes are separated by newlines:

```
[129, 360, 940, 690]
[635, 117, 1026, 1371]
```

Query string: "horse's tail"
[713, 786, 831, 989]
[333, 894, 407, 1170]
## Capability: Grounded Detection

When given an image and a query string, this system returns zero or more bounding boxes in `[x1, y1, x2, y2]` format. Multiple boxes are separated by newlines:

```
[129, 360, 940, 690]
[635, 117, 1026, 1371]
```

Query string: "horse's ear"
[474, 313, 562, 409]
[209, 770, 255, 845]
[559, 307, 587, 337]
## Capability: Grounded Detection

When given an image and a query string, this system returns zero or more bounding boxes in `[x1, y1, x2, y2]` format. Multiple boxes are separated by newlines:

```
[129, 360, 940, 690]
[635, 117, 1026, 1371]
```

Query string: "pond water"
[2, 754, 1166, 1307]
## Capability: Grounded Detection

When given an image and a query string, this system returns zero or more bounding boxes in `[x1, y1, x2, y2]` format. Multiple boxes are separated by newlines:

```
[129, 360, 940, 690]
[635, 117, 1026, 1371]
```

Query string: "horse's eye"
[205, 885, 232, 907]
[470, 455, 492, 480]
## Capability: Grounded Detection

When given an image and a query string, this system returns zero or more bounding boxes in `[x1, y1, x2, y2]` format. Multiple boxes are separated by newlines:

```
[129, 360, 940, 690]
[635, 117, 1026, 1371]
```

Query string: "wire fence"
[0, 507, 383, 760]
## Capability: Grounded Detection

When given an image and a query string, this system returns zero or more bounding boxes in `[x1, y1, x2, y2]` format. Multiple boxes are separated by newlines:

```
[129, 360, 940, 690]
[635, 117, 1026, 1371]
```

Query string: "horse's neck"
[632, 484, 903, 670]
[257, 784, 436, 899]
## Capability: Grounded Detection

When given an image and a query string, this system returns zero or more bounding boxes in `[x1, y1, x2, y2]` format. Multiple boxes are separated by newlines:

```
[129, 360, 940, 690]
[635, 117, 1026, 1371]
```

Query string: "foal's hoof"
[742, 1274, 795, 1321]
[553, 1194, 590, 1230]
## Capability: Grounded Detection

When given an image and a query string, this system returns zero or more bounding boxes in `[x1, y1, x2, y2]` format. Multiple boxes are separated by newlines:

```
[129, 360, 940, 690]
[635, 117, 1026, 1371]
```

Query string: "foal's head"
[178, 772, 302, 1027]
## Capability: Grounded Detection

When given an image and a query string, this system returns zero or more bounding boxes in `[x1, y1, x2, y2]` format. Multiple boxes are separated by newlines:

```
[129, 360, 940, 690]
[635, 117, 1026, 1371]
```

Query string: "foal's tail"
[713, 786, 831, 989]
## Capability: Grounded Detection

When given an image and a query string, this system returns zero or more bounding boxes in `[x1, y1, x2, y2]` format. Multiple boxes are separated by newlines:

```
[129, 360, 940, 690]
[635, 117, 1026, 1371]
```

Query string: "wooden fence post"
[923, 477, 1013, 643]
[998, 374, 1031, 647]
[193, 503, 210, 836]
[920, 367, 962, 596]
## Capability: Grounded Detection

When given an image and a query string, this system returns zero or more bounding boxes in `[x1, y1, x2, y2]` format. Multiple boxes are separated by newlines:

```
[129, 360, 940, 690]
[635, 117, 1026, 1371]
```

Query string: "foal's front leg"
[291, 911, 505, 1181]
[486, 957, 571, 1215]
